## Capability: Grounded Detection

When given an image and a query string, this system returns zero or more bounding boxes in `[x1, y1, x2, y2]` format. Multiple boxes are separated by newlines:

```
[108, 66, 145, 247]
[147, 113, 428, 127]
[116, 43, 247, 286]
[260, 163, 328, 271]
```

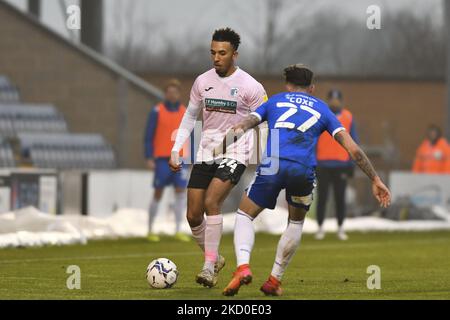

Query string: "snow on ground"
[1, 206, 450, 248]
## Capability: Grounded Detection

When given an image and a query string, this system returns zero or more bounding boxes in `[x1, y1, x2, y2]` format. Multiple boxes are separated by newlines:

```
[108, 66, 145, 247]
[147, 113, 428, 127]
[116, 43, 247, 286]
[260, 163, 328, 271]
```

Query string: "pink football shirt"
[189, 67, 267, 165]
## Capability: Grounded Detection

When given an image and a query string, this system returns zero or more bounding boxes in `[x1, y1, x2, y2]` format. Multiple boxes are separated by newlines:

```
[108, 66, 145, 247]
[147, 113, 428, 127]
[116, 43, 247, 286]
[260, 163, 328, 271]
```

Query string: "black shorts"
[187, 158, 247, 189]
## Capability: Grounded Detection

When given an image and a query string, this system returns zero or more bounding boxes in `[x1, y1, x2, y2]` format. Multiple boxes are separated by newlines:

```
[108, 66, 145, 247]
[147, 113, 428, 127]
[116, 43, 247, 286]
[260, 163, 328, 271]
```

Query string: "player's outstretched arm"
[233, 114, 262, 134]
[169, 102, 201, 172]
[214, 114, 262, 155]
[334, 130, 391, 208]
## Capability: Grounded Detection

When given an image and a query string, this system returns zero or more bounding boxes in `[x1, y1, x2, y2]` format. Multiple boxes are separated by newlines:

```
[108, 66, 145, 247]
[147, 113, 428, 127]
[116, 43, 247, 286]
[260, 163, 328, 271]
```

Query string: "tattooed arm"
[334, 130, 377, 180]
[334, 130, 391, 208]
[234, 114, 262, 133]
[214, 114, 262, 156]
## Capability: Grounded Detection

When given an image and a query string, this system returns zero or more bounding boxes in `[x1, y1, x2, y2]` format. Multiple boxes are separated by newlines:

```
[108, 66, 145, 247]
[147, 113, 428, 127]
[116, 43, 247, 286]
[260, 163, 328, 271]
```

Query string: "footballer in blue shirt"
[221, 64, 391, 297]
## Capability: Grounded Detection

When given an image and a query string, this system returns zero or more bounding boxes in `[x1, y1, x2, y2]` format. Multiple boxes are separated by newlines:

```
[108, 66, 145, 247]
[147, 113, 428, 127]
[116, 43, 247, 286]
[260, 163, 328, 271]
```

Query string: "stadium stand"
[0, 77, 116, 169]
[0, 1, 164, 169]
[0, 137, 15, 167]
[0, 103, 68, 138]
[22, 133, 116, 169]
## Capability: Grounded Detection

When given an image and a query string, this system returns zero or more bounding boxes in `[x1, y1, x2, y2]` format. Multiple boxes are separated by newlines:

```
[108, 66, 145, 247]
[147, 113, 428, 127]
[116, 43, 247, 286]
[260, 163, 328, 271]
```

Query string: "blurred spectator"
[412, 125, 450, 174]
[315, 89, 359, 241]
[144, 79, 191, 242]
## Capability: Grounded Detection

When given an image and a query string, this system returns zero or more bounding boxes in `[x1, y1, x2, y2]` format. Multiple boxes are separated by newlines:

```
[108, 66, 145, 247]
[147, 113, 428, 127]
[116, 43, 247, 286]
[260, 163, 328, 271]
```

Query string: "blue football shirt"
[252, 92, 345, 167]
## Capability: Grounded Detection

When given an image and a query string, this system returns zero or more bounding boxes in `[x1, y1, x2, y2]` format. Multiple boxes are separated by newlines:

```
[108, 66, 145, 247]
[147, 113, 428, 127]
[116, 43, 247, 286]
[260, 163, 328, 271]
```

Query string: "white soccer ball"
[146, 258, 179, 289]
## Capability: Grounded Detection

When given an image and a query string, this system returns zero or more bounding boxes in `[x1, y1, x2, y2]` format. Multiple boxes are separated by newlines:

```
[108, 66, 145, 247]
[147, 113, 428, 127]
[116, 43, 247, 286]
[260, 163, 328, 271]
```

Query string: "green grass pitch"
[0, 231, 449, 300]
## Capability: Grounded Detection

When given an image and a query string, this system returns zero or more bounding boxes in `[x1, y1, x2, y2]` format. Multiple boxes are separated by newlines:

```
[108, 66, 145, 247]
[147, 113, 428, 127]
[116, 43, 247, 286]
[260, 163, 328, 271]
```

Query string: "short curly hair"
[283, 64, 314, 87]
[212, 28, 241, 51]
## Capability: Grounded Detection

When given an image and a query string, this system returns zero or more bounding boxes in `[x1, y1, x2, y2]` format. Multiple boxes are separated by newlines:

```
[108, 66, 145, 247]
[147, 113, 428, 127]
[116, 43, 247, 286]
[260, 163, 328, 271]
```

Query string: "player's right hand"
[169, 151, 182, 172]
[372, 176, 391, 208]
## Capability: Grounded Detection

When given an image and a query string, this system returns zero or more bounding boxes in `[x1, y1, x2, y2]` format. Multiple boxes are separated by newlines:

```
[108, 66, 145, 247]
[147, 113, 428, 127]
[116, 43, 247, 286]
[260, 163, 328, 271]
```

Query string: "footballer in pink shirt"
[169, 28, 267, 288]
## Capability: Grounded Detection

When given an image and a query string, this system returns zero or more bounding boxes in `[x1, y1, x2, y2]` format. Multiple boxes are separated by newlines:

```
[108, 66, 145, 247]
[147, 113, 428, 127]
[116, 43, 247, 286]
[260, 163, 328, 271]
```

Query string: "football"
[146, 258, 179, 289]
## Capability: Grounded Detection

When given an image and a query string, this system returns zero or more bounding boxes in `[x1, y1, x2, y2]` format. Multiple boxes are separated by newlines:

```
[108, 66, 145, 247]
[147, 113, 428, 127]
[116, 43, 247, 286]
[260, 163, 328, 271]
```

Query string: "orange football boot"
[222, 264, 253, 296]
[260, 275, 283, 296]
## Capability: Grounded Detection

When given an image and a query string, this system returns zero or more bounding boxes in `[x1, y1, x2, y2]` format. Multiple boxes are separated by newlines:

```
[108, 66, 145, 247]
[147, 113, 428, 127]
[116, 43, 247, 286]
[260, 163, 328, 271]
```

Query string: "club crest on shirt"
[230, 87, 239, 97]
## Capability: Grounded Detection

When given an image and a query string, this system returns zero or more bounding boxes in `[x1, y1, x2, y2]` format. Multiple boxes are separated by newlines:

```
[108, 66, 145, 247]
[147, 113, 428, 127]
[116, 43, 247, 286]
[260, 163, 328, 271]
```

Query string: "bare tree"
[28, 0, 41, 18]
[105, 0, 444, 79]
[106, 0, 211, 73]
[231, 0, 329, 73]
[106, 0, 161, 71]
[353, 10, 445, 79]
[81, 0, 103, 53]
[280, 8, 445, 78]
[261, 0, 283, 71]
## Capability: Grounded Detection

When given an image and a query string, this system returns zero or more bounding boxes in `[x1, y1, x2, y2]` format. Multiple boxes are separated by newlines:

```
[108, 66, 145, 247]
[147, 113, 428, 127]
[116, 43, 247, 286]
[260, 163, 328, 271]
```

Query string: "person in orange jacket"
[412, 125, 450, 174]
[315, 89, 358, 241]
[144, 79, 191, 242]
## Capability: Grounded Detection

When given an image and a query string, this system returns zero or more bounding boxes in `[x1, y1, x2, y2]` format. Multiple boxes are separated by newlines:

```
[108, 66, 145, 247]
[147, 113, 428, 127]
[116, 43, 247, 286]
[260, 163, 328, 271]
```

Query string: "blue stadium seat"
[0, 103, 68, 138]
[0, 77, 116, 170]
[0, 76, 20, 103]
[22, 133, 116, 169]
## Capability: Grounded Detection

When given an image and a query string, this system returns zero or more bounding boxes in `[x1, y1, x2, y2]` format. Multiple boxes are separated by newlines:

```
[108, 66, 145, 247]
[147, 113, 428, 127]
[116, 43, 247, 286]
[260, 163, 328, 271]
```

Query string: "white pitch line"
[0, 251, 206, 264]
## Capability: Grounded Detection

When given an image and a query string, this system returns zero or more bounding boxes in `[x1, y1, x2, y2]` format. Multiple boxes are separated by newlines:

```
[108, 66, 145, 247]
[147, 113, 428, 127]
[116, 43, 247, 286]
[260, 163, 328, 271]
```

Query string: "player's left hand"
[372, 176, 391, 208]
